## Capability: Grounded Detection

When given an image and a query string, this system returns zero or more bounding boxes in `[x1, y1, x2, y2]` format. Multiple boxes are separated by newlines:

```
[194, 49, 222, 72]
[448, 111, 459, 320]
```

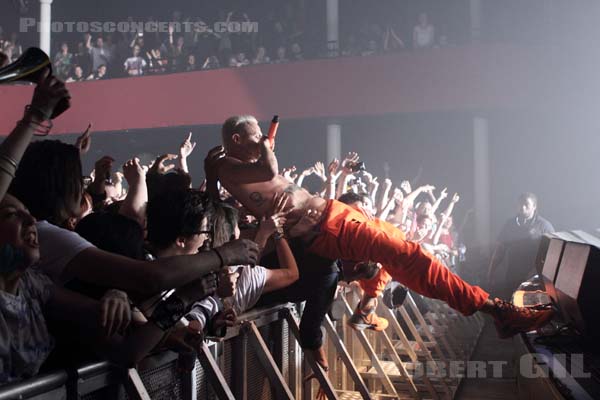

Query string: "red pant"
[307, 200, 489, 316]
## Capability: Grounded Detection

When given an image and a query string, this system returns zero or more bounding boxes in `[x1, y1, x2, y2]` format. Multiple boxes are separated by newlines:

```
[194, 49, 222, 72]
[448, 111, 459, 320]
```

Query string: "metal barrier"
[0, 294, 485, 400]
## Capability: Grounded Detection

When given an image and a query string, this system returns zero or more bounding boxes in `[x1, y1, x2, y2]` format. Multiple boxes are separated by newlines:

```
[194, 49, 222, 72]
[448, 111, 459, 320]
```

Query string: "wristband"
[149, 294, 186, 331]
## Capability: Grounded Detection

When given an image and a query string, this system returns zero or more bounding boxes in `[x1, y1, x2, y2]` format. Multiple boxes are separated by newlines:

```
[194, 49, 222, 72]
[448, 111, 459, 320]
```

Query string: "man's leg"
[308, 200, 554, 337]
[347, 268, 392, 331]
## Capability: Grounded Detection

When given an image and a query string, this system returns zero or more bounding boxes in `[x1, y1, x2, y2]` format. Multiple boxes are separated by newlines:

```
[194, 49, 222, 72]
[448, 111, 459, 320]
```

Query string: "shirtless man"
[209, 115, 553, 355]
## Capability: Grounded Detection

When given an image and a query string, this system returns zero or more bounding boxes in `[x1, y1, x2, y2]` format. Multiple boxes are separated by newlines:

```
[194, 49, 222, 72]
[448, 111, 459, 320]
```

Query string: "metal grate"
[135, 360, 182, 400]
[246, 332, 273, 400]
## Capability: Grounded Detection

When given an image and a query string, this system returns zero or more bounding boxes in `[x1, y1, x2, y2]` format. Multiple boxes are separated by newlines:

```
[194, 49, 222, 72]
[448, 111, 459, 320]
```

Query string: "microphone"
[267, 115, 279, 150]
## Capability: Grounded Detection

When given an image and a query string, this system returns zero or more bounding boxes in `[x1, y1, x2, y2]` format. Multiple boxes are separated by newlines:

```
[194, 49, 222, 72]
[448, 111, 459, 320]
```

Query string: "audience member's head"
[0, 194, 40, 273]
[276, 46, 287, 60]
[338, 191, 374, 217]
[415, 214, 433, 241]
[146, 189, 212, 255]
[10, 140, 83, 227]
[518, 192, 537, 219]
[146, 168, 192, 200]
[75, 212, 145, 260]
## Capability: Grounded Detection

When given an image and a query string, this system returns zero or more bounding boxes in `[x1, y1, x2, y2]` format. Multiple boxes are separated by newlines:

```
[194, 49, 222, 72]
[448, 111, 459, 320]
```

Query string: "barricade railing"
[0, 292, 485, 400]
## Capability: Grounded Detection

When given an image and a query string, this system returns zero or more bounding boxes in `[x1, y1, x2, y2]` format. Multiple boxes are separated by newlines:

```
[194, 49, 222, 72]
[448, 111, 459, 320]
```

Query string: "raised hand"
[327, 158, 341, 180]
[452, 193, 460, 203]
[400, 180, 412, 194]
[122, 157, 145, 184]
[300, 166, 316, 177]
[75, 123, 93, 155]
[341, 152, 359, 174]
[282, 165, 298, 183]
[179, 132, 197, 159]
[204, 145, 226, 179]
[31, 68, 71, 119]
[313, 161, 327, 181]
[393, 187, 404, 203]
[149, 153, 178, 175]
[439, 187, 448, 199]
[422, 184, 435, 193]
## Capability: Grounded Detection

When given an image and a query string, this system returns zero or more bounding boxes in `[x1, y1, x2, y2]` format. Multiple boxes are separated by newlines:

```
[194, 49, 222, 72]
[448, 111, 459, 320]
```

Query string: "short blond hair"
[221, 115, 257, 151]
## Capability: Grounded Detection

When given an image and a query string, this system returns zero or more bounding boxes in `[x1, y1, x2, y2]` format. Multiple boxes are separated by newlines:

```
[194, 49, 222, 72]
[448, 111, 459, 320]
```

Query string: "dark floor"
[455, 319, 520, 400]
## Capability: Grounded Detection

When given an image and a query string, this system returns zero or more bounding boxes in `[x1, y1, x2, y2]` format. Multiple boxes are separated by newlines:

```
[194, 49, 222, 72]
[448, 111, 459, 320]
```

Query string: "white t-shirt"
[0, 269, 54, 384]
[186, 265, 267, 328]
[36, 221, 95, 285]
[124, 56, 147, 75]
[414, 24, 435, 48]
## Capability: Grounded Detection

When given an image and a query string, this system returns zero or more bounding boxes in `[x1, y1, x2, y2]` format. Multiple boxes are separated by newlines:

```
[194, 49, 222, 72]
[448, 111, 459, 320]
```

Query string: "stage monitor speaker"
[554, 239, 600, 339]
[538, 237, 566, 305]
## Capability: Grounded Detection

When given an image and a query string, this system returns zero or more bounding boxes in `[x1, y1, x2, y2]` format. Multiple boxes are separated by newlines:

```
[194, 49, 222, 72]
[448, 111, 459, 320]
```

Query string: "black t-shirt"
[498, 214, 555, 280]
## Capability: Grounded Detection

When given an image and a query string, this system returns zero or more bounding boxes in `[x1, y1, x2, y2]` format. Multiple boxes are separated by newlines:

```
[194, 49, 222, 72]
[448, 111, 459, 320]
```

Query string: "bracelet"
[149, 294, 187, 331]
[212, 248, 225, 268]
[20, 105, 53, 136]
[0, 163, 15, 178]
[25, 104, 51, 121]
[273, 231, 285, 241]
[17, 118, 53, 136]
[0, 154, 18, 170]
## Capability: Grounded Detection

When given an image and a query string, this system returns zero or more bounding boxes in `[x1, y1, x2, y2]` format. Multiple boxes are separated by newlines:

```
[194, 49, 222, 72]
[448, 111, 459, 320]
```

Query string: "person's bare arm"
[430, 188, 448, 215]
[204, 146, 225, 199]
[432, 193, 459, 245]
[119, 158, 147, 227]
[379, 178, 392, 214]
[296, 166, 314, 188]
[63, 239, 260, 296]
[404, 184, 435, 208]
[178, 132, 196, 174]
[0, 69, 70, 199]
[262, 237, 299, 293]
[323, 159, 340, 200]
[45, 274, 218, 366]
[335, 152, 359, 199]
[219, 137, 278, 184]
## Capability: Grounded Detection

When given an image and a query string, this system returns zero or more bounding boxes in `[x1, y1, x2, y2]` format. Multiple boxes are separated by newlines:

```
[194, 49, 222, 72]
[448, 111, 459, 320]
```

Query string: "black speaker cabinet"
[539, 237, 566, 304]
[554, 238, 600, 339]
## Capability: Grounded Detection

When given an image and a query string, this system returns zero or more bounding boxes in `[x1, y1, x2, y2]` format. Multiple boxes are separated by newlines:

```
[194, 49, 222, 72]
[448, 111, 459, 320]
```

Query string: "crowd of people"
[0, 5, 448, 82]
[0, 72, 555, 386]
